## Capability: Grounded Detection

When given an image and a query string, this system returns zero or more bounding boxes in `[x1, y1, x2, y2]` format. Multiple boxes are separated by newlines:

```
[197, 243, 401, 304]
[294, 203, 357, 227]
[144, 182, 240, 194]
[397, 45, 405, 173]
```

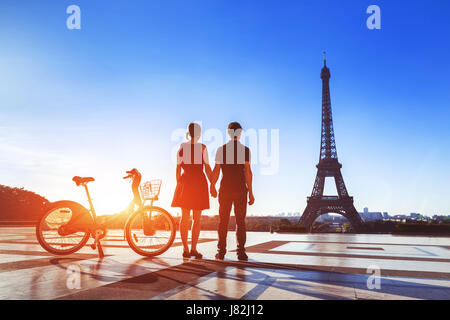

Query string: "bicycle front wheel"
[125, 206, 176, 257]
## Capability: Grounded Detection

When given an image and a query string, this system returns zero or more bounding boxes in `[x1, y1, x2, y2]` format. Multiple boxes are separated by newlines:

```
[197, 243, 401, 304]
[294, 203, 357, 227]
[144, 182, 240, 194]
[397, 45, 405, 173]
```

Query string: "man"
[210, 122, 255, 261]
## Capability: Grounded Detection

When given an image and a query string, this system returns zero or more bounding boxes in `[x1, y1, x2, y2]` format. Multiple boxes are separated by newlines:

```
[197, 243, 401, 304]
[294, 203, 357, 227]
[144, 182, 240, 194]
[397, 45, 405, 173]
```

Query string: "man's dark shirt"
[215, 140, 251, 196]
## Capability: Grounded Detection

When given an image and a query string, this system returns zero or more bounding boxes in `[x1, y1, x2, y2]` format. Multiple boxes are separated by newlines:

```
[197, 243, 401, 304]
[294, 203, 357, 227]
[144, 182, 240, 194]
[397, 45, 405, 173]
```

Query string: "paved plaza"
[0, 227, 449, 300]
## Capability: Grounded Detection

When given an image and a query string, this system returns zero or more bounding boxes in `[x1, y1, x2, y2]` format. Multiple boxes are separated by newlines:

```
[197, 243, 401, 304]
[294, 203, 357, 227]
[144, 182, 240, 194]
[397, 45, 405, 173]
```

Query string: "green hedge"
[394, 223, 450, 234]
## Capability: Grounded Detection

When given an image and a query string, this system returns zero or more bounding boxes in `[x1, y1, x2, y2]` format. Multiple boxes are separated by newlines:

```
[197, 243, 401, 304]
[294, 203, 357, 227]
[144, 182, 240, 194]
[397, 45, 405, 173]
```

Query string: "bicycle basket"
[140, 179, 162, 200]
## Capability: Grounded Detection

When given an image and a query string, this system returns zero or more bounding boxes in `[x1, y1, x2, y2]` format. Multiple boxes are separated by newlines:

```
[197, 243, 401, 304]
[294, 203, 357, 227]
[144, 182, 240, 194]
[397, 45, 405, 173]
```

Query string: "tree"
[0, 185, 49, 221]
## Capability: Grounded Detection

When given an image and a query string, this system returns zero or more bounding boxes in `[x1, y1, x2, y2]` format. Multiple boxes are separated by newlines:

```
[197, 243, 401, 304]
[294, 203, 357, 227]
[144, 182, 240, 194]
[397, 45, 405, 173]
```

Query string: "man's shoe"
[237, 252, 248, 261]
[215, 253, 225, 260]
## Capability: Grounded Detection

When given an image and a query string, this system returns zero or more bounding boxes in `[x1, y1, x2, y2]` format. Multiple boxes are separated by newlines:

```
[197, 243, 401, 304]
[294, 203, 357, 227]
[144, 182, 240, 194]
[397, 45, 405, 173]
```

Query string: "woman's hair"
[186, 122, 201, 140]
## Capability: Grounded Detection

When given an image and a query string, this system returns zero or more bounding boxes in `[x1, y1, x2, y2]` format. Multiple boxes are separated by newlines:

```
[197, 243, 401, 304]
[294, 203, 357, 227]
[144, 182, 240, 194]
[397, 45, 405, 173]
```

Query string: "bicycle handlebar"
[124, 168, 141, 180]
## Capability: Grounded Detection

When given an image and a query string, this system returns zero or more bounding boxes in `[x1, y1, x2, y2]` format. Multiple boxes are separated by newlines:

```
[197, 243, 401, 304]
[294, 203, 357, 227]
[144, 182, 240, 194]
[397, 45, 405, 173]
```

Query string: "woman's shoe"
[190, 250, 203, 259]
[183, 251, 191, 258]
[215, 252, 225, 260]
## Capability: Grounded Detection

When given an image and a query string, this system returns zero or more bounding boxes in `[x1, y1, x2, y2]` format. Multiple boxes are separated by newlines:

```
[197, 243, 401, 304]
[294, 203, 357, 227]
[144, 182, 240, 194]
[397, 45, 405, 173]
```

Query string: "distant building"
[432, 215, 450, 222]
[359, 207, 383, 222]
[409, 213, 421, 219]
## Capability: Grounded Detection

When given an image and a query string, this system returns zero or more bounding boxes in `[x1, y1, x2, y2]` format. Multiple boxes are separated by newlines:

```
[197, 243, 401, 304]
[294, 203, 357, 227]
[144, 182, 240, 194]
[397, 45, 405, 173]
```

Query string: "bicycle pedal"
[90, 243, 96, 250]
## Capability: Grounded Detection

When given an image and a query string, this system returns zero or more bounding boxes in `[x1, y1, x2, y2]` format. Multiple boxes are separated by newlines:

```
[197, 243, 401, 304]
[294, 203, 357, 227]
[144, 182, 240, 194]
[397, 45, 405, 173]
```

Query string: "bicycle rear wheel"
[125, 206, 176, 257]
[36, 201, 91, 255]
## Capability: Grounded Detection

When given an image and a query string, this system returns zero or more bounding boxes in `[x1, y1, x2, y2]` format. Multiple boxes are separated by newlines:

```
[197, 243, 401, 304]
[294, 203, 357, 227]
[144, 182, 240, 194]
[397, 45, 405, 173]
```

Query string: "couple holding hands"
[172, 121, 255, 261]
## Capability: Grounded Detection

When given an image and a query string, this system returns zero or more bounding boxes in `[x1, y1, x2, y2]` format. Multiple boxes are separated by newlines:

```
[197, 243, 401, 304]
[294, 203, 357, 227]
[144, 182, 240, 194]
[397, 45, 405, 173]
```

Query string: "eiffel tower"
[299, 53, 364, 232]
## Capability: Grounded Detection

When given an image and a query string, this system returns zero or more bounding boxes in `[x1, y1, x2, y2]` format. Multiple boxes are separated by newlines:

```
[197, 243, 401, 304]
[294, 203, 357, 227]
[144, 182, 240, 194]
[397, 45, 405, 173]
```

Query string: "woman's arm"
[176, 145, 183, 182]
[209, 164, 220, 198]
[176, 164, 182, 182]
[203, 145, 212, 182]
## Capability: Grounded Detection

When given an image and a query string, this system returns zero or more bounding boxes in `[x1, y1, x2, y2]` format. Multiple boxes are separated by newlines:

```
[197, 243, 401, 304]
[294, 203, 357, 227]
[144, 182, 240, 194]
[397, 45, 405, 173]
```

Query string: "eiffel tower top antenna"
[323, 51, 326, 65]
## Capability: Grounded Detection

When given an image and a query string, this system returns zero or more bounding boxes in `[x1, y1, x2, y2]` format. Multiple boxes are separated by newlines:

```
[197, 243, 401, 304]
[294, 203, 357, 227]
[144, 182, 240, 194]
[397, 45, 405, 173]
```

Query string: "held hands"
[210, 185, 217, 198]
[248, 192, 255, 205]
[209, 184, 252, 203]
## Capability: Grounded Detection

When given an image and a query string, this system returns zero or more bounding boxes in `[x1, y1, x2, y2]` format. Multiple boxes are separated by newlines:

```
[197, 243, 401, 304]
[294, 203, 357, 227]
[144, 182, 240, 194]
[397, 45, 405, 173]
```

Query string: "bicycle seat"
[72, 176, 95, 186]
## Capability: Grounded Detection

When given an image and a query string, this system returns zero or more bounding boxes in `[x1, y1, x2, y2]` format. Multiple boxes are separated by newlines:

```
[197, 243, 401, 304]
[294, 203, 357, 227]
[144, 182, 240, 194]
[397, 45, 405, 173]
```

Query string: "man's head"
[227, 122, 242, 140]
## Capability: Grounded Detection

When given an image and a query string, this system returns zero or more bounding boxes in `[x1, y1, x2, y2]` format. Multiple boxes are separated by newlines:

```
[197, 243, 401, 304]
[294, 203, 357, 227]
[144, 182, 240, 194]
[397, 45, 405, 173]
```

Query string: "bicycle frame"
[67, 182, 106, 258]
[82, 183, 98, 224]
[79, 178, 144, 227]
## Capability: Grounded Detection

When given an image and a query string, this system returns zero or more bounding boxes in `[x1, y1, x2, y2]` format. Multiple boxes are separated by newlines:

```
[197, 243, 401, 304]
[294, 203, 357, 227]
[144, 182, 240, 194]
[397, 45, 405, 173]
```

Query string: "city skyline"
[1, 1, 450, 217]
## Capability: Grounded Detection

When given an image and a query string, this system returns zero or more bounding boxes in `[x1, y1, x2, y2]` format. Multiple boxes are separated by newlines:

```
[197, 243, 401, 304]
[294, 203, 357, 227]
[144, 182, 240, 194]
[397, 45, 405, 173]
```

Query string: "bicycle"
[36, 169, 176, 258]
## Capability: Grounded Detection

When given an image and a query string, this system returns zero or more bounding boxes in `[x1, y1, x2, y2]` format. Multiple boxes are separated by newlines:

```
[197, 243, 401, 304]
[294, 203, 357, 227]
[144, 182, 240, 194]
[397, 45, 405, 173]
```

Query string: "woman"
[172, 123, 212, 259]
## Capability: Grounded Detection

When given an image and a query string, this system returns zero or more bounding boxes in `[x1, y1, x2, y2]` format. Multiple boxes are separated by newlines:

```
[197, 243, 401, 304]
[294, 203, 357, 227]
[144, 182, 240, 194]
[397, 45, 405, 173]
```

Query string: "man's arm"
[244, 161, 255, 205]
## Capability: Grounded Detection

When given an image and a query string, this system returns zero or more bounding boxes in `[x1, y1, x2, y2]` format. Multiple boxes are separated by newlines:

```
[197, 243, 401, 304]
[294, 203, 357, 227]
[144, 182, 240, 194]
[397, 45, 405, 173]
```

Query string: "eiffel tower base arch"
[299, 197, 365, 232]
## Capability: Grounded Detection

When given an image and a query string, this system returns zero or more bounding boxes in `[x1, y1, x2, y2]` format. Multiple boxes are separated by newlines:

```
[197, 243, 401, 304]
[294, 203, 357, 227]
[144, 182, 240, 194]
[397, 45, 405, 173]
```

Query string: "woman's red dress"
[171, 143, 209, 210]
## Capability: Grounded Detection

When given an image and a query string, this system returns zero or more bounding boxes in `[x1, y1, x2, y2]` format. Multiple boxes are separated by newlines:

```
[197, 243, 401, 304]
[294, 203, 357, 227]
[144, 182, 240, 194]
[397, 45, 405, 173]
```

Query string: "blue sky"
[0, 0, 449, 216]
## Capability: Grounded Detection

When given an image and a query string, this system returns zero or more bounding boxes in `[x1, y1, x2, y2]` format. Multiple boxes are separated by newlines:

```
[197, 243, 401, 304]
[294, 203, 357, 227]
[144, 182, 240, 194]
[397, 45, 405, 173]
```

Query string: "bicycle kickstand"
[92, 229, 104, 259]
[97, 240, 104, 259]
